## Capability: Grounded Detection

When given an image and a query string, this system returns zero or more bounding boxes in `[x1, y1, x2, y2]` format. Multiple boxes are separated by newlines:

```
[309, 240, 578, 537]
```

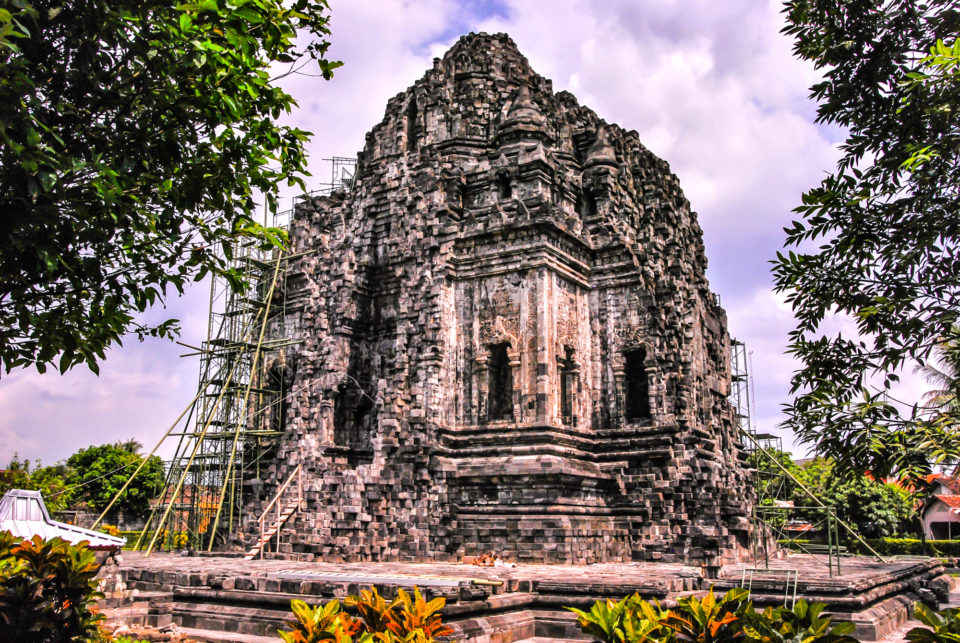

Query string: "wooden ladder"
[244, 464, 302, 560]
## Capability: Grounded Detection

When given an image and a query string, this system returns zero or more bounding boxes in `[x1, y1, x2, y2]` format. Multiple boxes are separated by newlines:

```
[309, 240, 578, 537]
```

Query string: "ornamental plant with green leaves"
[569, 588, 857, 643]
[280, 586, 454, 643]
[658, 588, 753, 643]
[0, 531, 105, 643]
[280, 598, 365, 643]
[567, 593, 670, 643]
[744, 600, 857, 643]
[0, 0, 341, 375]
[906, 602, 960, 643]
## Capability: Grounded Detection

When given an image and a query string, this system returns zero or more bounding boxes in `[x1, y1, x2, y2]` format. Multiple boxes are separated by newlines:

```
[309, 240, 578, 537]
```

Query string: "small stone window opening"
[265, 357, 295, 434]
[579, 191, 596, 218]
[333, 386, 375, 451]
[559, 347, 576, 425]
[624, 348, 651, 422]
[497, 175, 512, 200]
[445, 178, 464, 211]
[405, 100, 418, 153]
[487, 342, 513, 421]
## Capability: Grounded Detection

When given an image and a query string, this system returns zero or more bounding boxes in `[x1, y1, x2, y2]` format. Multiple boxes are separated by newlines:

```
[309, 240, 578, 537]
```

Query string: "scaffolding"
[127, 243, 292, 553]
[89, 236, 295, 552]
[730, 339, 751, 438]
[89, 157, 360, 552]
[731, 338, 884, 575]
[273, 156, 357, 228]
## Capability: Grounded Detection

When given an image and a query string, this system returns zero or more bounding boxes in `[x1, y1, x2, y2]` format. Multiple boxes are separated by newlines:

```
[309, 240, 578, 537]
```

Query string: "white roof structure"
[0, 489, 125, 550]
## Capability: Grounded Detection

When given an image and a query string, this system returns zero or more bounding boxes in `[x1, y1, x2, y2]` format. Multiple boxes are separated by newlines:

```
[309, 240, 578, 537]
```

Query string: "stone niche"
[245, 32, 753, 566]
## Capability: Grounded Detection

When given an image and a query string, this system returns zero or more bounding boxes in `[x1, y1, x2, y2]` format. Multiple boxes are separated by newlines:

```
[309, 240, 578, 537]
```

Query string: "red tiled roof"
[935, 494, 960, 509]
[879, 473, 960, 494]
[938, 477, 960, 494]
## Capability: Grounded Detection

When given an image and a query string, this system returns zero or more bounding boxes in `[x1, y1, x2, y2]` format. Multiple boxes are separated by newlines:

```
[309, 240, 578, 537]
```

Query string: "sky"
[0, 0, 934, 466]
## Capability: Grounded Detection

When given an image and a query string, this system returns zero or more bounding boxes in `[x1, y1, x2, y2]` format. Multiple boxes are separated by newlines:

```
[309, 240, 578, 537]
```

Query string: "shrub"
[906, 602, 960, 643]
[99, 524, 120, 537]
[0, 530, 105, 643]
[745, 600, 857, 643]
[846, 538, 960, 557]
[568, 588, 856, 643]
[280, 586, 453, 643]
[280, 598, 364, 643]
[662, 588, 754, 642]
[566, 593, 670, 643]
[569, 588, 752, 643]
[118, 531, 140, 550]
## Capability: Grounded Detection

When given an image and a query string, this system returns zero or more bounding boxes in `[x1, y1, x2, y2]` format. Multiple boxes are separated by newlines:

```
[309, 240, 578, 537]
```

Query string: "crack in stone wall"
[244, 32, 753, 566]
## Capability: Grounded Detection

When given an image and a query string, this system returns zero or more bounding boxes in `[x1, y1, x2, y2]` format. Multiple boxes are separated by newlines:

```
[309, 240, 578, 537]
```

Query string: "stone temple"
[248, 33, 752, 566]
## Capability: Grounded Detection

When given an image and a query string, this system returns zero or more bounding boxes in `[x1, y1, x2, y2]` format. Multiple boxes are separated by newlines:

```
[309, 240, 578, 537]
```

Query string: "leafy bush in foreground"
[0, 531, 104, 643]
[906, 602, 960, 643]
[280, 586, 453, 643]
[568, 587, 857, 643]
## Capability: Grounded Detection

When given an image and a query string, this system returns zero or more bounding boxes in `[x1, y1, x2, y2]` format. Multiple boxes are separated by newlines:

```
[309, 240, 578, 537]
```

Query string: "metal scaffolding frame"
[89, 239, 293, 553]
[731, 338, 884, 575]
[273, 156, 357, 228]
[134, 244, 290, 553]
[94, 157, 359, 553]
[730, 339, 752, 439]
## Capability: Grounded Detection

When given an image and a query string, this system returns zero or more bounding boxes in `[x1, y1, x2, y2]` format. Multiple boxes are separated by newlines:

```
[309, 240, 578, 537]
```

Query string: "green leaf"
[0, 0, 340, 376]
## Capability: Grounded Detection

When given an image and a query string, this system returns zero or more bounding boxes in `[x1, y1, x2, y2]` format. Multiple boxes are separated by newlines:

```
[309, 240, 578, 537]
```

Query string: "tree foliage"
[813, 473, 914, 539]
[917, 327, 960, 417]
[65, 440, 164, 520]
[753, 450, 915, 539]
[0, 455, 72, 513]
[795, 458, 916, 540]
[0, 533, 105, 643]
[774, 1, 960, 483]
[0, 0, 340, 374]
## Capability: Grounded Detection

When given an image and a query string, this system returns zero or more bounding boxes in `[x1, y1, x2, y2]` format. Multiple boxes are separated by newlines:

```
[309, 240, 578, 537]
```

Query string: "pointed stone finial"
[505, 83, 545, 127]
[584, 126, 617, 168]
[496, 83, 547, 146]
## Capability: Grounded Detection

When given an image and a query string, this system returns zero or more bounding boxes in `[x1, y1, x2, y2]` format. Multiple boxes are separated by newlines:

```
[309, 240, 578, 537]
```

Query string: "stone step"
[167, 599, 289, 637]
[177, 626, 279, 643]
[101, 605, 150, 627]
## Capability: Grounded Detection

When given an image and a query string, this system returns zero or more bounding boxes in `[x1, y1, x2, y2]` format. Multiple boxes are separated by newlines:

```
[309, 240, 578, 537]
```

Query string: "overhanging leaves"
[774, 1, 960, 483]
[0, 0, 339, 374]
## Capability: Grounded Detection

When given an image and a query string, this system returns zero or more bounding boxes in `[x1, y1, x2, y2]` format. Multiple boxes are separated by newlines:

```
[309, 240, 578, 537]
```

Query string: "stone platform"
[99, 552, 952, 643]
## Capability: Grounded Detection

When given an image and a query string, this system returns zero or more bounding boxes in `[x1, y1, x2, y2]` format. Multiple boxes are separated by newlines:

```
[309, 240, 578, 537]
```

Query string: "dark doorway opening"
[624, 348, 650, 422]
[560, 346, 576, 425]
[487, 343, 513, 421]
[497, 175, 512, 199]
[579, 191, 596, 218]
[405, 100, 418, 153]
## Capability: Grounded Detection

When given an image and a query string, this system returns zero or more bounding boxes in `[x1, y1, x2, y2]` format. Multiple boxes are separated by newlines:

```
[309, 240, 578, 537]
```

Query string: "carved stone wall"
[245, 33, 753, 566]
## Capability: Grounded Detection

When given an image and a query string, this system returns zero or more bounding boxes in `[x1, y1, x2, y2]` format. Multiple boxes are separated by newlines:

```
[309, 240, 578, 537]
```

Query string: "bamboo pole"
[92, 386, 208, 529]
[133, 402, 199, 551]
[207, 253, 283, 550]
[144, 313, 258, 556]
